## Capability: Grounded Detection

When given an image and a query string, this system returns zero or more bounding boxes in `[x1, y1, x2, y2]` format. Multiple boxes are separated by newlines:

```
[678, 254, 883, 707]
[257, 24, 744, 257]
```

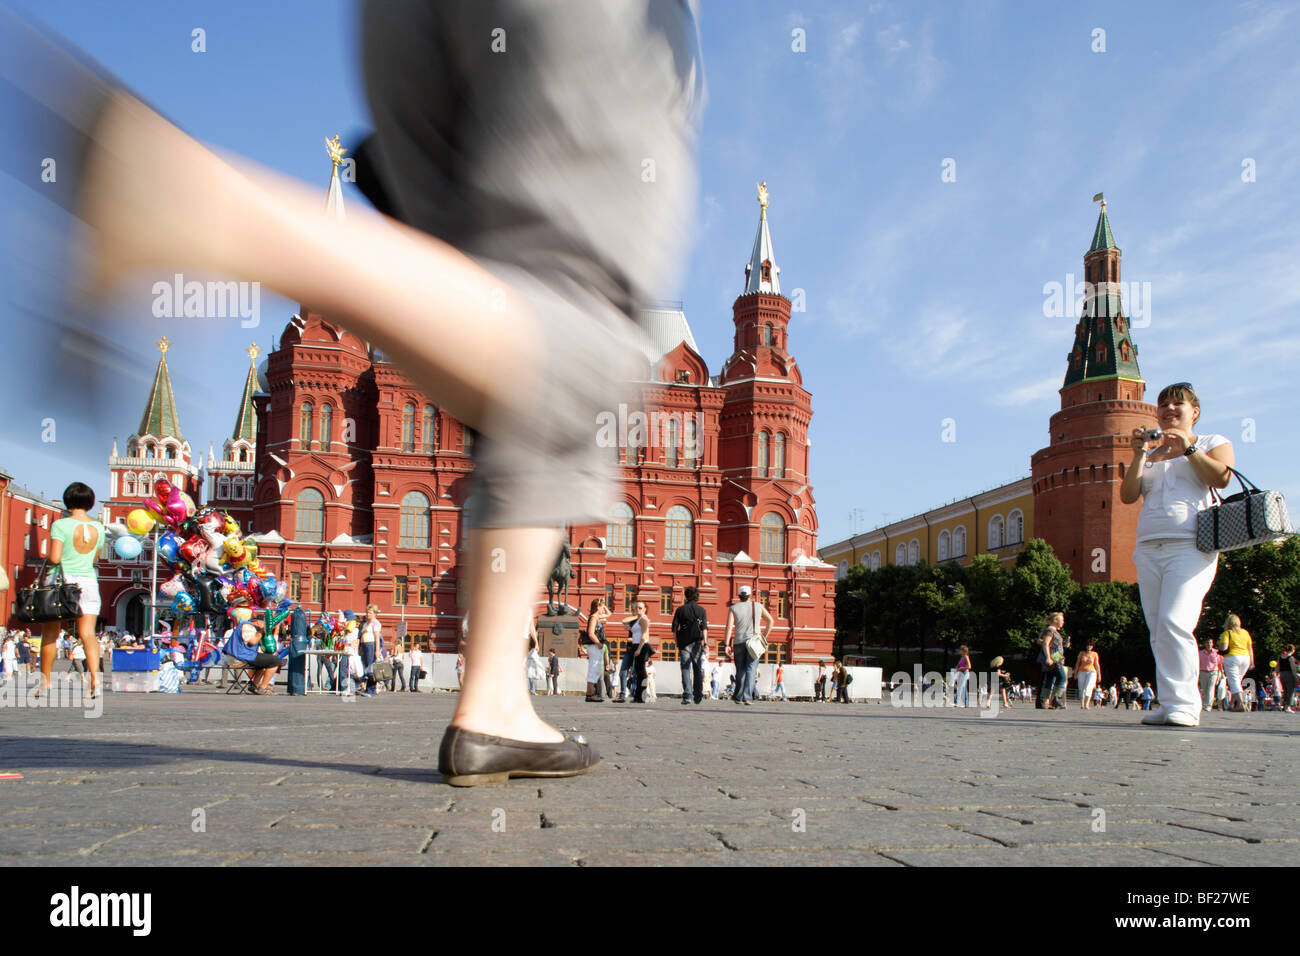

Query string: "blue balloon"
[259, 576, 278, 600]
[157, 531, 182, 565]
[114, 536, 143, 560]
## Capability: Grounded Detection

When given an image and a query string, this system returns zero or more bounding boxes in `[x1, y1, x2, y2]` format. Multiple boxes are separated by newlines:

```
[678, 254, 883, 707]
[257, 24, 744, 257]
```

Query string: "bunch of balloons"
[113, 478, 290, 628]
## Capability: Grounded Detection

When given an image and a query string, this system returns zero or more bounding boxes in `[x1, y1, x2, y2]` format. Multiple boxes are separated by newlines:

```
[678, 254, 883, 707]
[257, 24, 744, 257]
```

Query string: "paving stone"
[3, 691, 1297, 864]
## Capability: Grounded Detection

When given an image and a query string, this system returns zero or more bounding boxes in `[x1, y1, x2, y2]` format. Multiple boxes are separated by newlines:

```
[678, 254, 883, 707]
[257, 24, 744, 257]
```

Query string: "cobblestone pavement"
[1, 688, 1296, 866]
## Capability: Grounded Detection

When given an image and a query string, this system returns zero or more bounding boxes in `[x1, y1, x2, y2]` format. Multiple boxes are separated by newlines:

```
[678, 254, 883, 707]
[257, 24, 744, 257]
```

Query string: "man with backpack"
[672, 586, 710, 705]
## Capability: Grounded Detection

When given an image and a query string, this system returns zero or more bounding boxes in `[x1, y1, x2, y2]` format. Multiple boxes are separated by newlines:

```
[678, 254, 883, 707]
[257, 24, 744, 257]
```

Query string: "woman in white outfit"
[1120, 383, 1234, 728]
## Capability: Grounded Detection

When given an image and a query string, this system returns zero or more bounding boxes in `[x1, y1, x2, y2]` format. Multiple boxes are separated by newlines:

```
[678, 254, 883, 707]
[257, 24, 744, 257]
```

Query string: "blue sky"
[2, 0, 1297, 546]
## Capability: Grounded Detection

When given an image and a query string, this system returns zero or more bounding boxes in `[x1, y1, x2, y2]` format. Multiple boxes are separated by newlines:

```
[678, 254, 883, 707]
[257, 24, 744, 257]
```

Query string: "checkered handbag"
[1196, 466, 1296, 553]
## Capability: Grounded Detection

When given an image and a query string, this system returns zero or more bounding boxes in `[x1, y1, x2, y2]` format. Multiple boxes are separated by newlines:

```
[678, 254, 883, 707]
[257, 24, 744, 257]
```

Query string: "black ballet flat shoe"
[437, 725, 599, 787]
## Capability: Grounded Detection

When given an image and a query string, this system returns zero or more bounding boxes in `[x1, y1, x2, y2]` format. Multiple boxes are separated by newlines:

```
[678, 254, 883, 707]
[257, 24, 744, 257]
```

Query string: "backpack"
[674, 603, 704, 645]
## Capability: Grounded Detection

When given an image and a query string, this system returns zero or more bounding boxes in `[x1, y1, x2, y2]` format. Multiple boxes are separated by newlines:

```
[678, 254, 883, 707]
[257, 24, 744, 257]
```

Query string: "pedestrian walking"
[643, 658, 657, 702]
[547, 649, 561, 697]
[772, 663, 787, 701]
[1218, 613, 1254, 713]
[0, 636, 15, 684]
[525, 636, 545, 696]
[723, 586, 772, 706]
[671, 586, 709, 705]
[389, 640, 407, 692]
[0, 0, 700, 778]
[581, 598, 609, 701]
[1197, 638, 1222, 712]
[815, 660, 828, 702]
[1139, 681, 1155, 710]
[15, 631, 31, 681]
[36, 483, 106, 699]
[600, 643, 614, 700]
[1075, 641, 1100, 710]
[1278, 645, 1298, 712]
[834, 660, 852, 703]
[409, 643, 424, 693]
[954, 645, 972, 707]
[622, 601, 654, 704]
[1037, 612, 1069, 709]
[1120, 383, 1234, 728]
[709, 658, 720, 700]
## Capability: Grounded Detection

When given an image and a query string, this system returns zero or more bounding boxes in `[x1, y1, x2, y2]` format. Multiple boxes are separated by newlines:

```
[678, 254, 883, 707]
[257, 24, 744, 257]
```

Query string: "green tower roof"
[231, 356, 259, 441]
[1064, 203, 1140, 388]
[1089, 203, 1117, 252]
[136, 338, 183, 439]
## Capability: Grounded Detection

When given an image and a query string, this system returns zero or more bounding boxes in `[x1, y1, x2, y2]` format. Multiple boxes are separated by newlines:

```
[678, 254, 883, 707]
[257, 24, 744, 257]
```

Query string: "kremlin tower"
[1031, 199, 1155, 584]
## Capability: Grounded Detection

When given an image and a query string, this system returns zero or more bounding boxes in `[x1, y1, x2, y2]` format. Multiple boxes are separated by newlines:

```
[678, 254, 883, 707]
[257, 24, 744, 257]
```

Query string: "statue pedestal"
[538, 613, 582, 659]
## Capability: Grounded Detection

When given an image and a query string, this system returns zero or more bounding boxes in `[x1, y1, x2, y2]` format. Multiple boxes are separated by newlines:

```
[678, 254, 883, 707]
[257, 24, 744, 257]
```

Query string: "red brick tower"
[1031, 199, 1154, 584]
[717, 183, 819, 567]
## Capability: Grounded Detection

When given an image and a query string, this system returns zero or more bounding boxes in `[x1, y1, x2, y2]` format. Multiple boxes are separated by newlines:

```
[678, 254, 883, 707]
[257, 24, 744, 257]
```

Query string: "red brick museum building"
[81, 183, 839, 662]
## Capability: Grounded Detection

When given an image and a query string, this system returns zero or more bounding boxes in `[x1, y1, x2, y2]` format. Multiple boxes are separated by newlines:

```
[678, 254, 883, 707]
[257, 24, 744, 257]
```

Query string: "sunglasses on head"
[1167, 382, 1194, 391]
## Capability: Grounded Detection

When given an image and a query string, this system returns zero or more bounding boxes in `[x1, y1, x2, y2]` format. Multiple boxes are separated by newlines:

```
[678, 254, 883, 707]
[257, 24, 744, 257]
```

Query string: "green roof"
[1089, 205, 1117, 252]
[231, 360, 258, 441]
[136, 353, 183, 439]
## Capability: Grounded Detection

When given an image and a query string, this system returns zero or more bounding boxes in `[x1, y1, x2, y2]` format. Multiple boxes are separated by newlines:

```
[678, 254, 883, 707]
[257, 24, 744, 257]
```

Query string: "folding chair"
[222, 655, 253, 695]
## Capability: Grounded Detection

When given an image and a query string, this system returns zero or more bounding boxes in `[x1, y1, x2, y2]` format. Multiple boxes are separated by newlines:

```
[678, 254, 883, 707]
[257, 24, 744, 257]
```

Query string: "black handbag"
[1196, 466, 1295, 553]
[13, 560, 83, 623]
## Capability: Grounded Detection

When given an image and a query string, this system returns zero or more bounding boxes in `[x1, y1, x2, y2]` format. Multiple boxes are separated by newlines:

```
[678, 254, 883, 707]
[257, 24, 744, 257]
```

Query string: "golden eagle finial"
[325, 135, 347, 170]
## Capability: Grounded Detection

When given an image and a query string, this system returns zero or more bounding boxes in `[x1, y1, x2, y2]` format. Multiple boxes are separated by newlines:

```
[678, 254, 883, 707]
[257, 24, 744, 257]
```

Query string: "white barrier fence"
[376, 654, 883, 701]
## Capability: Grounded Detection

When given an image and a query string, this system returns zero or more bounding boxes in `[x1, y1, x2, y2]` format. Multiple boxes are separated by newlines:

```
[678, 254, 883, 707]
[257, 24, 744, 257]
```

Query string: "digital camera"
[1140, 429, 1162, 441]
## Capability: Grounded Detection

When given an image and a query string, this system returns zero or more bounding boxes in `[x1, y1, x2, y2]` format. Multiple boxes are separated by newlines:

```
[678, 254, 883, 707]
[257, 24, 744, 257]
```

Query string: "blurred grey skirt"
[357, 0, 703, 529]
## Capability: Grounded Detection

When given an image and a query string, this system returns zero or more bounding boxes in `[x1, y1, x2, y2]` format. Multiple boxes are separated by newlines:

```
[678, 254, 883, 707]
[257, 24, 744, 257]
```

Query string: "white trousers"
[1135, 538, 1218, 720]
[1222, 655, 1250, 695]
[1077, 670, 1097, 703]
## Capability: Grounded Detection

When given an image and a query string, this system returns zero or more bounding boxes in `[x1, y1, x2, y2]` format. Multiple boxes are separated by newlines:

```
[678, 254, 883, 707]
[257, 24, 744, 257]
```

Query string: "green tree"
[1006, 538, 1079, 651]
[964, 553, 1013, 658]
[1067, 580, 1147, 681]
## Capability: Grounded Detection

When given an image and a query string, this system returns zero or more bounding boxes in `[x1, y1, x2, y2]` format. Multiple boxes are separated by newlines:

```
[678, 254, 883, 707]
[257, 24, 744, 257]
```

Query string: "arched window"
[666, 418, 679, 468]
[458, 495, 477, 552]
[684, 420, 698, 468]
[320, 404, 333, 450]
[871, 551, 881, 571]
[953, 525, 967, 557]
[895, 543, 906, 565]
[422, 406, 436, 454]
[773, 433, 786, 478]
[144, 442, 155, 458]
[837, 560, 848, 579]
[299, 403, 313, 451]
[757, 431, 769, 478]
[464, 428, 475, 457]
[399, 491, 431, 548]
[402, 403, 415, 452]
[296, 488, 325, 543]
[234, 478, 247, 500]
[762, 323, 773, 346]
[938, 530, 950, 562]
[1007, 509, 1024, 545]
[989, 515, 1005, 549]
[760, 513, 785, 564]
[908, 539, 920, 565]
[664, 505, 692, 560]
[123, 473, 136, 496]
[217, 476, 231, 499]
[607, 503, 635, 558]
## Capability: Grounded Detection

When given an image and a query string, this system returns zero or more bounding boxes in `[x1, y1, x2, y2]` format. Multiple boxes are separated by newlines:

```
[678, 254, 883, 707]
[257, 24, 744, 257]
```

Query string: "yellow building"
[819, 477, 1034, 579]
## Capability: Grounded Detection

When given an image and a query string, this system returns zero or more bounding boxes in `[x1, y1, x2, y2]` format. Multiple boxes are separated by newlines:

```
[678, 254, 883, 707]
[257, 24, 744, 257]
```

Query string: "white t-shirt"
[410, 648, 423, 667]
[1137, 434, 1229, 543]
[71, 644, 86, 661]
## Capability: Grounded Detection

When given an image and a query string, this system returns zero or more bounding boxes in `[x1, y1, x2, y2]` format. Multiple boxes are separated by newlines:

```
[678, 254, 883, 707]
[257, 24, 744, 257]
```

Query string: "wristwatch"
[1184, 444, 1198, 457]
